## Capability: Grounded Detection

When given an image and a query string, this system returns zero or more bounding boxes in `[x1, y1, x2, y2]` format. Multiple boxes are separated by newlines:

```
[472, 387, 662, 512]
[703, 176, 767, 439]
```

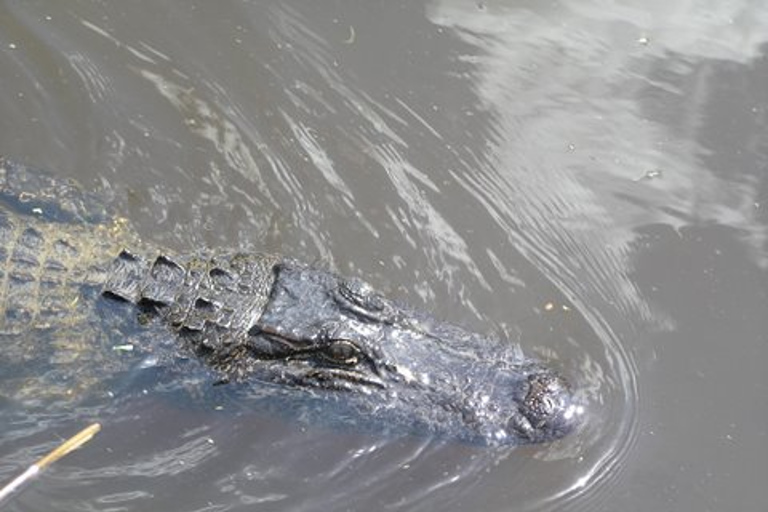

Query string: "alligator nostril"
[538, 394, 556, 419]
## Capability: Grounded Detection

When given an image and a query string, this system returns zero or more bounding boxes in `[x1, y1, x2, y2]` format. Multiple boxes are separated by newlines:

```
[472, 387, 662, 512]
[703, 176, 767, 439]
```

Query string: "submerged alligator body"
[0, 157, 580, 445]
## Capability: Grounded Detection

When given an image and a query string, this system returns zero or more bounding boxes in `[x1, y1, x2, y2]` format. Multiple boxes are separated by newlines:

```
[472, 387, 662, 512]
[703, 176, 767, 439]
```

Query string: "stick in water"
[0, 423, 101, 506]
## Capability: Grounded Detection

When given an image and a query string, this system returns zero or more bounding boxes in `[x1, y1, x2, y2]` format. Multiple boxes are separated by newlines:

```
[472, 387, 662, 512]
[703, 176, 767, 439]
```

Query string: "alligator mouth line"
[295, 366, 386, 391]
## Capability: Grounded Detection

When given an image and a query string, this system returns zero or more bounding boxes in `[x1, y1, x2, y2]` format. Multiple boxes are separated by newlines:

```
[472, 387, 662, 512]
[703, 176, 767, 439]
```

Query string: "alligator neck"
[102, 249, 281, 373]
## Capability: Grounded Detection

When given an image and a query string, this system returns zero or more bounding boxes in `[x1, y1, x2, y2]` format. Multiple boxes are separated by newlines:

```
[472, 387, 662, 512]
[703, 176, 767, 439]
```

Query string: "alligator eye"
[324, 339, 361, 365]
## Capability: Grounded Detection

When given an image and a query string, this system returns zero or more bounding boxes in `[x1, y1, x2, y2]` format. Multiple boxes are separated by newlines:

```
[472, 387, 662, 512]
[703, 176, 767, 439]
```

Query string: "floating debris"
[343, 25, 356, 45]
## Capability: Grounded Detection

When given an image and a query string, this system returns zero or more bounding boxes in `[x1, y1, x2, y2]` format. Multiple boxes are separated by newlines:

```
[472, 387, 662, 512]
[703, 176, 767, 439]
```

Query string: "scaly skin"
[0, 160, 143, 402]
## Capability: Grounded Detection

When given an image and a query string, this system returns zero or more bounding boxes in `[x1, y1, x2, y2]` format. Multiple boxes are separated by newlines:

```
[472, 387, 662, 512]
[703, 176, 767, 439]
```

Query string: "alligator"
[0, 157, 580, 445]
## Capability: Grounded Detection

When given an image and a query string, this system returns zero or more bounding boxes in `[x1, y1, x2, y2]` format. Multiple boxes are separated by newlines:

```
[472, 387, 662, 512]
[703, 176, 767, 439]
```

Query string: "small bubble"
[644, 169, 662, 179]
[634, 169, 663, 182]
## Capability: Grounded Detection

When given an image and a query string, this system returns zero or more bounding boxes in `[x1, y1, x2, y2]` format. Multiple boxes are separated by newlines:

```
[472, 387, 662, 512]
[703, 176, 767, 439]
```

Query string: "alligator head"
[212, 261, 582, 445]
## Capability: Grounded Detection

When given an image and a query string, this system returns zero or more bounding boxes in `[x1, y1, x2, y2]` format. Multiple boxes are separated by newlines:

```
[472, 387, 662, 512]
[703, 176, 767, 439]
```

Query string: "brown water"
[0, 1, 766, 511]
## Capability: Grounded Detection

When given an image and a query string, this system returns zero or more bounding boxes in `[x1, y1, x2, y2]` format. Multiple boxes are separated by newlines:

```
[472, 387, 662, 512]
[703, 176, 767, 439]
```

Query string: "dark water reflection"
[1, 1, 766, 511]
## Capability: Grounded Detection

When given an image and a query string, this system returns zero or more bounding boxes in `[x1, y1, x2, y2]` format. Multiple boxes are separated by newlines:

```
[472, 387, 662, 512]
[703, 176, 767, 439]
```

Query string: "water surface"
[0, 1, 766, 511]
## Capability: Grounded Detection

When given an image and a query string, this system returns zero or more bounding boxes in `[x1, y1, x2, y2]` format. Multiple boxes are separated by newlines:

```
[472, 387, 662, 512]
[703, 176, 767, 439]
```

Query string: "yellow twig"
[0, 423, 101, 507]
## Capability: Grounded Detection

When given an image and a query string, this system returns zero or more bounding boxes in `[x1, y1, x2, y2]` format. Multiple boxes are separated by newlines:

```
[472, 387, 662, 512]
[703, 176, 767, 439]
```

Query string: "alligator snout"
[509, 369, 582, 443]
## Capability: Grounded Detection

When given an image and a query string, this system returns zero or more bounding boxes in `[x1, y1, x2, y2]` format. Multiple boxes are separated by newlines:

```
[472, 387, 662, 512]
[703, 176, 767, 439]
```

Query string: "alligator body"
[0, 157, 580, 445]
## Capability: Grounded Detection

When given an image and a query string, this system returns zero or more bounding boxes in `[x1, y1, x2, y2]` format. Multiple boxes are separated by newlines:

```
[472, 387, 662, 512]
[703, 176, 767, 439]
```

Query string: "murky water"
[0, 1, 766, 511]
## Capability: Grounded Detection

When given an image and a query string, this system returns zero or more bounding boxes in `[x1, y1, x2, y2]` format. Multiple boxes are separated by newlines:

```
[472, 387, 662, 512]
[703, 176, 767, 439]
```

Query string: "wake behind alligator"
[0, 157, 581, 445]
